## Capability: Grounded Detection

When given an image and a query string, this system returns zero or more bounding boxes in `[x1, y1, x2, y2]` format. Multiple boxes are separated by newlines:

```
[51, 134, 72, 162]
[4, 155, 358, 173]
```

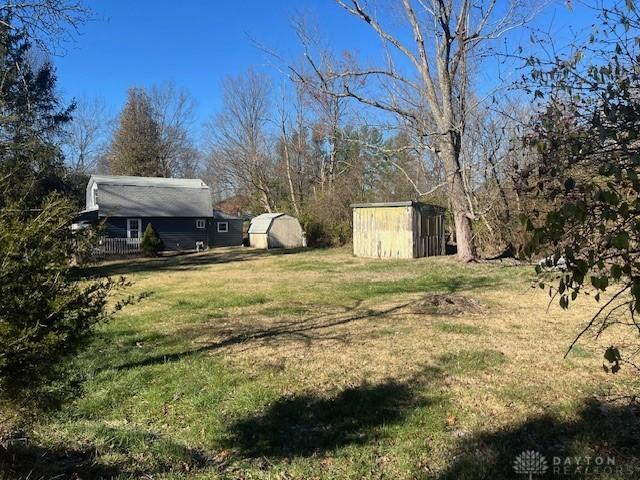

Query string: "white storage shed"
[248, 213, 305, 249]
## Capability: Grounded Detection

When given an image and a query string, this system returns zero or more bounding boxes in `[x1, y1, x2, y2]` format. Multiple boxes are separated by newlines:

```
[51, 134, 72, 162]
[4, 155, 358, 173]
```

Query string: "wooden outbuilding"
[351, 201, 445, 259]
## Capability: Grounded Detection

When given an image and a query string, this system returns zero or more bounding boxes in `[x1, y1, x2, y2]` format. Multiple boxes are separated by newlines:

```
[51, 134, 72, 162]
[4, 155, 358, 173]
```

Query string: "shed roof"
[248, 213, 285, 234]
[89, 175, 212, 218]
[350, 201, 416, 208]
[350, 201, 445, 213]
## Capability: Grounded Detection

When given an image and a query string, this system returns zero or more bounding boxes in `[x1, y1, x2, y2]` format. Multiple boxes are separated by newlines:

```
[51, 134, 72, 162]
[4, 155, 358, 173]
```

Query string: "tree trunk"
[281, 121, 300, 216]
[258, 187, 272, 213]
[441, 140, 476, 262]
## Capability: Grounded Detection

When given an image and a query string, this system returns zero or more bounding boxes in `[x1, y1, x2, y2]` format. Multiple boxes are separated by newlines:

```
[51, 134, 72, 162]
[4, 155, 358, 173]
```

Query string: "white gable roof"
[90, 175, 208, 189]
[248, 213, 285, 234]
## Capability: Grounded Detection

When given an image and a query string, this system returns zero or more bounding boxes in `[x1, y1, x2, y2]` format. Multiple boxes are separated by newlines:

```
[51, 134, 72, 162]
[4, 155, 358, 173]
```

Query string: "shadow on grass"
[106, 286, 490, 371]
[342, 274, 507, 301]
[224, 367, 446, 458]
[0, 426, 215, 480]
[106, 300, 416, 372]
[78, 246, 311, 277]
[104, 273, 506, 373]
[439, 399, 640, 479]
[0, 442, 118, 480]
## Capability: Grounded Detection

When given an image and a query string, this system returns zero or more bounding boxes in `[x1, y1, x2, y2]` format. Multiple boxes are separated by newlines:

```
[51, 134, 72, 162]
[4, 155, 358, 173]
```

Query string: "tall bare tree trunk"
[281, 122, 300, 216]
[440, 140, 475, 261]
[259, 188, 272, 213]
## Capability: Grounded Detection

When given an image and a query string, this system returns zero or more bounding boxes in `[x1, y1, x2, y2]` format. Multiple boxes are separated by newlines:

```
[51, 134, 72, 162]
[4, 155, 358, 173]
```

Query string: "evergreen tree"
[140, 223, 162, 256]
[0, 16, 73, 209]
[108, 88, 164, 176]
[0, 13, 127, 407]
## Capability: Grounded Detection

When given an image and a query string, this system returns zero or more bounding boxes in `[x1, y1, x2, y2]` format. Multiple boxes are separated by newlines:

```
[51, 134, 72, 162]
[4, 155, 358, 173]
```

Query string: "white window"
[217, 221, 229, 233]
[196, 219, 206, 229]
[127, 218, 141, 239]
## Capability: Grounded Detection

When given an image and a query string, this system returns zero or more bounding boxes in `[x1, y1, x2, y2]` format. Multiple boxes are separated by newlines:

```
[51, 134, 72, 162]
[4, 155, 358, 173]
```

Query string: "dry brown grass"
[7, 246, 637, 479]
[124, 250, 633, 425]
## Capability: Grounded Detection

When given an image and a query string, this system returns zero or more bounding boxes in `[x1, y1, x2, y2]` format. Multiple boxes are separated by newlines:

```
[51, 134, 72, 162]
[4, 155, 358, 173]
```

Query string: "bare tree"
[294, 0, 543, 261]
[64, 96, 110, 174]
[0, 0, 89, 54]
[277, 88, 301, 216]
[204, 70, 275, 212]
[149, 82, 199, 178]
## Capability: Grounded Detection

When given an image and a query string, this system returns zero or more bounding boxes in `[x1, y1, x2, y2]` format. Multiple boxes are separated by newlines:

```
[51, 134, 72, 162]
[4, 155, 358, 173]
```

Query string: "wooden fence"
[92, 237, 141, 257]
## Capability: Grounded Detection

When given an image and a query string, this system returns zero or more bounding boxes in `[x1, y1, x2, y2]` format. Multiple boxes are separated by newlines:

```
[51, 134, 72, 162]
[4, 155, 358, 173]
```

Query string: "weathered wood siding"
[353, 206, 414, 258]
[353, 203, 445, 259]
[412, 207, 445, 257]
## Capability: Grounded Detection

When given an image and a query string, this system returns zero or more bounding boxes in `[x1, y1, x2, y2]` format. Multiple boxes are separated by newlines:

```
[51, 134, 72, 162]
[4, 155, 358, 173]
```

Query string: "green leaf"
[611, 231, 630, 250]
[604, 346, 621, 363]
[611, 264, 622, 280]
[559, 295, 569, 309]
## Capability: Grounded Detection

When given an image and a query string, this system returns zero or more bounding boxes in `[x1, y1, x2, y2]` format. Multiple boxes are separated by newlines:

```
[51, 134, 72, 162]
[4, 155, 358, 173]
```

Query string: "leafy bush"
[302, 217, 350, 248]
[140, 223, 162, 257]
[300, 196, 352, 248]
[0, 195, 129, 403]
[523, 4, 640, 373]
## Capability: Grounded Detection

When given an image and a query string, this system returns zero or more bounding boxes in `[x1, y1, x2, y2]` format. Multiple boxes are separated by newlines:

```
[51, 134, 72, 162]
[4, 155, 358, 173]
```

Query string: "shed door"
[419, 214, 442, 257]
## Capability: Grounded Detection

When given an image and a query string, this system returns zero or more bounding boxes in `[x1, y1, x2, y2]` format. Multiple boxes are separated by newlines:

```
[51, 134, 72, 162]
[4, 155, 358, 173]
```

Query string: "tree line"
[68, 0, 548, 256]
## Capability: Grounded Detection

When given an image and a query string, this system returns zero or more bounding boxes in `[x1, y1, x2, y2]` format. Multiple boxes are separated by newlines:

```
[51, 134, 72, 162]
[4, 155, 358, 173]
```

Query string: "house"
[79, 175, 213, 251]
[351, 201, 445, 259]
[210, 210, 244, 247]
[248, 213, 305, 249]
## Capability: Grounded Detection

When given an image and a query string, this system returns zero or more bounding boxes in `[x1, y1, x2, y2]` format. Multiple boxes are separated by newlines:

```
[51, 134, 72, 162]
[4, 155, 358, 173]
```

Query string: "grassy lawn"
[4, 247, 639, 479]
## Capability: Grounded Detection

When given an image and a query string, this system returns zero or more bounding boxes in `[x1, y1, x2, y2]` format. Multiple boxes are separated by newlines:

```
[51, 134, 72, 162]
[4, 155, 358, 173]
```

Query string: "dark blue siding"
[104, 217, 210, 251]
[209, 219, 244, 247]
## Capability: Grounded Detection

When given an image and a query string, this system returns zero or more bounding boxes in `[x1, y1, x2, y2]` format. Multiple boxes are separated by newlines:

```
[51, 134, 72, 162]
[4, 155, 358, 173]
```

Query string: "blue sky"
[54, 0, 600, 132]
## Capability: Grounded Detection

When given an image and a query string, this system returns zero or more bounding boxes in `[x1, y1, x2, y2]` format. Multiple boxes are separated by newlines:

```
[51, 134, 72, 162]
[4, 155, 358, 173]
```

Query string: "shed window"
[217, 221, 229, 233]
[196, 219, 206, 229]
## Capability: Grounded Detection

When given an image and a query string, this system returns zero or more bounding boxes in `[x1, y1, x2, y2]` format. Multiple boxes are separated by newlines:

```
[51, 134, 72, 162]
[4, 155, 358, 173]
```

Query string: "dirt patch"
[411, 294, 484, 316]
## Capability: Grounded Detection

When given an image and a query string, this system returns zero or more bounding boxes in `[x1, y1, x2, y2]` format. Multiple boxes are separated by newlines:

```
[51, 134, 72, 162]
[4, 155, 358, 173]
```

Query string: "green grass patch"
[4, 248, 631, 479]
[260, 304, 309, 317]
[277, 260, 341, 273]
[434, 322, 482, 335]
[339, 269, 513, 302]
[171, 293, 269, 311]
[567, 345, 590, 358]
[437, 349, 506, 374]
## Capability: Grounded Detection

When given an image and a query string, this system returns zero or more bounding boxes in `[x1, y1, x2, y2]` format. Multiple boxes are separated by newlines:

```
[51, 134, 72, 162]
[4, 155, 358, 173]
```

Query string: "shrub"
[140, 223, 162, 257]
[0, 195, 129, 403]
[523, 3, 640, 375]
[300, 196, 352, 248]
